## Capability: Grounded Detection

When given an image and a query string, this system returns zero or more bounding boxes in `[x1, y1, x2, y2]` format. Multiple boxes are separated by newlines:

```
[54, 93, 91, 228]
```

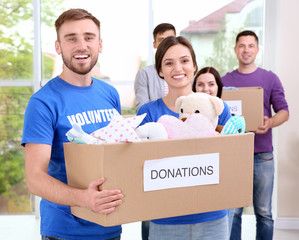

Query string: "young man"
[222, 30, 289, 240]
[22, 9, 123, 240]
[134, 23, 176, 111]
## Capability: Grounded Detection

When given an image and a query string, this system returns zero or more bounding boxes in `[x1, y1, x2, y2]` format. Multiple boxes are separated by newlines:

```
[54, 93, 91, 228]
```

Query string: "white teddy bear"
[175, 92, 224, 130]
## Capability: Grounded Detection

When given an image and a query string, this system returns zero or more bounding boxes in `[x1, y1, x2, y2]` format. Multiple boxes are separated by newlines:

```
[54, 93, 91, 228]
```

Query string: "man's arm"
[134, 68, 150, 111]
[255, 109, 289, 134]
[25, 143, 123, 215]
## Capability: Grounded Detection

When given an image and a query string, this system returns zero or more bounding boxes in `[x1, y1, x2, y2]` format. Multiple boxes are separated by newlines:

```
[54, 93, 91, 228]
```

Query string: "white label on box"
[225, 100, 242, 116]
[143, 153, 219, 192]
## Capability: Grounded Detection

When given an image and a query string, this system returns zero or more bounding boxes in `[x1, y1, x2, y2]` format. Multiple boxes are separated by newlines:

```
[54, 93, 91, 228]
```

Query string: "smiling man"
[222, 30, 289, 240]
[22, 9, 123, 240]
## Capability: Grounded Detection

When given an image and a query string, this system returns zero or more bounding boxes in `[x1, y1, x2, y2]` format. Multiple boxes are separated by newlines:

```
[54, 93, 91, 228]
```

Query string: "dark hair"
[155, 36, 198, 78]
[153, 23, 176, 41]
[236, 30, 259, 45]
[192, 67, 223, 98]
[55, 9, 100, 40]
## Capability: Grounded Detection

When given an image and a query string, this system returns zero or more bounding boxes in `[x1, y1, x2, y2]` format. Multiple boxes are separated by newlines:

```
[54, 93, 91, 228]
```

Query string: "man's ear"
[55, 40, 61, 55]
[99, 39, 103, 53]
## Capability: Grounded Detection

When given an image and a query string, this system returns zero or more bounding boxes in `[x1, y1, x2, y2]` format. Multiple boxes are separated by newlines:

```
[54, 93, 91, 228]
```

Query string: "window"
[0, 0, 264, 216]
[0, 0, 34, 215]
[181, 0, 264, 76]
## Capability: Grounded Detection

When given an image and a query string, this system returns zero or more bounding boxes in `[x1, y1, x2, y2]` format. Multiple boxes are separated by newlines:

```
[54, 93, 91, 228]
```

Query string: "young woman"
[192, 67, 231, 129]
[137, 36, 229, 240]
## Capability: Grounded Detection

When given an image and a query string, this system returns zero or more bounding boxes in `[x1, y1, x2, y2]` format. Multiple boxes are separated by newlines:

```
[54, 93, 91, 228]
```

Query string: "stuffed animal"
[220, 115, 246, 135]
[135, 122, 168, 141]
[175, 92, 224, 130]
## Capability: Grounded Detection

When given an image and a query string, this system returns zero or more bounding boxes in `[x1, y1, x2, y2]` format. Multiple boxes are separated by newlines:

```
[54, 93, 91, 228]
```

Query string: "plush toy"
[220, 115, 246, 135]
[135, 122, 168, 141]
[175, 92, 224, 130]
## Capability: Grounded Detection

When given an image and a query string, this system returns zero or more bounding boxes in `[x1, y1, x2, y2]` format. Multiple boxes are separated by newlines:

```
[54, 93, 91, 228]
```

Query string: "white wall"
[265, 0, 299, 229]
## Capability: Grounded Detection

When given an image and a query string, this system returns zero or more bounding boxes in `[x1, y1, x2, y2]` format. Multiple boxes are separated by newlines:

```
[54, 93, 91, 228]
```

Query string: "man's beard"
[61, 53, 98, 75]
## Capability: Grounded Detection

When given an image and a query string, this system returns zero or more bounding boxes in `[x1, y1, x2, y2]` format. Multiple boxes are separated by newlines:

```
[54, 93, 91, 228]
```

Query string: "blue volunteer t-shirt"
[22, 76, 122, 240]
[137, 98, 229, 225]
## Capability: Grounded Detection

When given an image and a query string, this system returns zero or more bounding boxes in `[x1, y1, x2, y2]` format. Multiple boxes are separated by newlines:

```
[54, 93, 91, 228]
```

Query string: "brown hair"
[236, 30, 259, 45]
[153, 23, 176, 41]
[155, 36, 198, 78]
[55, 8, 100, 40]
[193, 67, 223, 98]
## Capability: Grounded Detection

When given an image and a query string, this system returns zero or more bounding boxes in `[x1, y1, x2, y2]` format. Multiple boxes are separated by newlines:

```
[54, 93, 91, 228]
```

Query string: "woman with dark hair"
[192, 67, 223, 97]
[137, 37, 229, 240]
[193, 66, 231, 131]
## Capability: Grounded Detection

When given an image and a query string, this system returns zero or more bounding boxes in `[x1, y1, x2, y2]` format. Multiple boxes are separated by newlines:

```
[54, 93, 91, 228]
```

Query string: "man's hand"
[255, 116, 272, 134]
[84, 178, 123, 215]
[255, 110, 289, 135]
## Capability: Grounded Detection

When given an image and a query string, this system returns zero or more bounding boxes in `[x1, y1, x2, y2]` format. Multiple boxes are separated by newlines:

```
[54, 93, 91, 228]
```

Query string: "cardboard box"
[222, 87, 264, 131]
[64, 133, 254, 226]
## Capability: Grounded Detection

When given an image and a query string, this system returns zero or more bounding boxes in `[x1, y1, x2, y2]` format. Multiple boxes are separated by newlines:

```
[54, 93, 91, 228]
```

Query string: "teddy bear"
[175, 92, 224, 130]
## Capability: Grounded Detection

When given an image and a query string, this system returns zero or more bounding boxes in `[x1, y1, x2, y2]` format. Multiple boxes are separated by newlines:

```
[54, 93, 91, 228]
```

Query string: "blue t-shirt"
[218, 101, 231, 126]
[22, 76, 121, 240]
[137, 98, 229, 225]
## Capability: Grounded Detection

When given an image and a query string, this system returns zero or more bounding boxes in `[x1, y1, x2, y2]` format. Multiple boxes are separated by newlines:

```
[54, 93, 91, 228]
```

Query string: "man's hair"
[236, 30, 259, 45]
[153, 23, 176, 41]
[55, 8, 100, 40]
[155, 36, 198, 78]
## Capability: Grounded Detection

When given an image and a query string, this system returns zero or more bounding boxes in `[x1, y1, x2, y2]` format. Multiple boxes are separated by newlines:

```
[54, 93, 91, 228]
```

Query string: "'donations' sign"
[143, 153, 219, 192]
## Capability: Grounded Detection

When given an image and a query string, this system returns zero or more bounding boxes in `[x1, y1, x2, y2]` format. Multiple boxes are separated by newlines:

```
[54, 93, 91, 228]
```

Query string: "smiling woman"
[136, 35, 231, 240]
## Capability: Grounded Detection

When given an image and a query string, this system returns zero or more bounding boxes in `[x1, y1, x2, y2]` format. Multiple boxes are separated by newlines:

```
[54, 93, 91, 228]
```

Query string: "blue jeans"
[149, 215, 229, 240]
[230, 152, 274, 240]
[42, 236, 121, 240]
[228, 208, 235, 236]
[142, 220, 149, 239]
